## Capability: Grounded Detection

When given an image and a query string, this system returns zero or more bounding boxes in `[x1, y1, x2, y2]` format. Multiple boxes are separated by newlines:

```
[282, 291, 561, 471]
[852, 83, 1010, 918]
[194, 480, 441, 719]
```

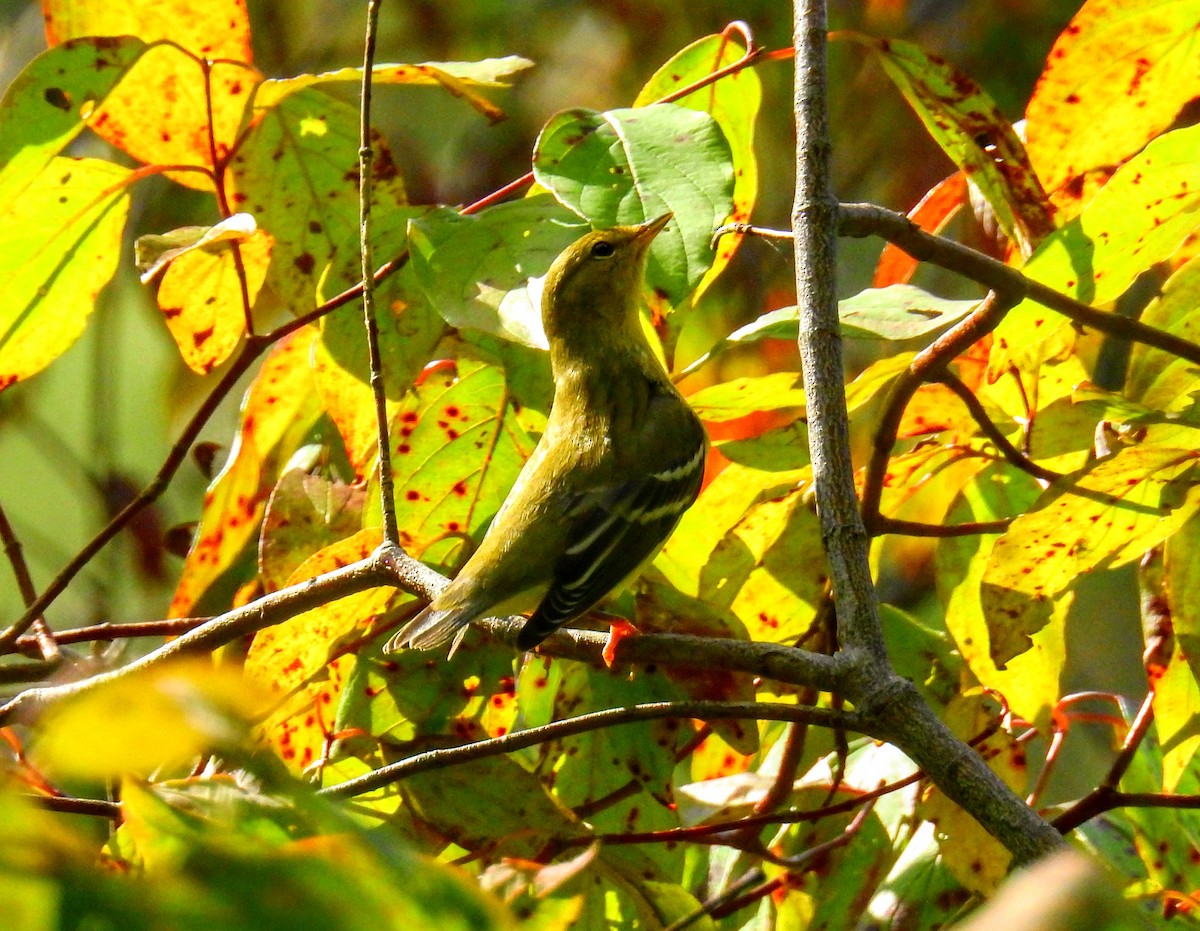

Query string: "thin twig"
[859, 292, 1016, 535]
[10, 617, 206, 657]
[26, 793, 122, 822]
[0, 340, 264, 647]
[318, 701, 865, 799]
[0, 553, 397, 725]
[0, 502, 56, 660]
[936, 371, 1064, 484]
[357, 0, 399, 547]
[836, 204, 1200, 367]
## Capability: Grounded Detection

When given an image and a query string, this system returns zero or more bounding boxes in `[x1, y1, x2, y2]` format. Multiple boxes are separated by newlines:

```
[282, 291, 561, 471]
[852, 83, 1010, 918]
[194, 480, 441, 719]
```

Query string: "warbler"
[384, 213, 707, 655]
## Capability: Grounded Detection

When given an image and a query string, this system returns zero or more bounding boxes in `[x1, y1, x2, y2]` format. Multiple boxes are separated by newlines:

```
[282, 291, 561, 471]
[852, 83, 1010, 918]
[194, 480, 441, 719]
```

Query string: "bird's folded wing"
[515, 436, 705, 649]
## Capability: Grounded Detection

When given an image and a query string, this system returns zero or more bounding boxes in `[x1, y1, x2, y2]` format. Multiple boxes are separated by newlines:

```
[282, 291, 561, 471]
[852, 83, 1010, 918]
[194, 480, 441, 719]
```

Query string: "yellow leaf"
[34, 660, 266, 779]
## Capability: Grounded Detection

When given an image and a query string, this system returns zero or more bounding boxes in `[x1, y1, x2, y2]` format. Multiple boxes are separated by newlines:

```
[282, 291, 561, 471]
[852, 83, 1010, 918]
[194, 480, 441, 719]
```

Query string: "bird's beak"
[635, 212, 673, 243]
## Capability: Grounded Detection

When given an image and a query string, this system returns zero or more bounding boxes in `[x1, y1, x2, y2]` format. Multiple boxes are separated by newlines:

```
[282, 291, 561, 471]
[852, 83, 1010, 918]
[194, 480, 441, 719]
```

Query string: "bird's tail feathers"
[384, 604, 472, 657]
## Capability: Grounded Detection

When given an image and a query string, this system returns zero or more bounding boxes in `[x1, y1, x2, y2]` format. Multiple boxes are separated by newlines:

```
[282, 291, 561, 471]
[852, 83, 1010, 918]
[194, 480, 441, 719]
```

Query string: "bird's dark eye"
[590, 240, 615, 258]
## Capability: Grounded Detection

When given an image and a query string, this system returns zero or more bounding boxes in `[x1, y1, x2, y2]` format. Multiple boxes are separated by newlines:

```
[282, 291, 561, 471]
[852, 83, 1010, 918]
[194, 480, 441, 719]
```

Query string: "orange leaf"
[873, 173, 966, 287]
[168, 327, 322, 617]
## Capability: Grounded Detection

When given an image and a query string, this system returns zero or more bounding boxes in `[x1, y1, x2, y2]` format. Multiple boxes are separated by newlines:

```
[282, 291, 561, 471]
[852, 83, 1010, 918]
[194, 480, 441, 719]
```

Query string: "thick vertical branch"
[790, 1, 1067, 865]
[791, 1, 885, 663]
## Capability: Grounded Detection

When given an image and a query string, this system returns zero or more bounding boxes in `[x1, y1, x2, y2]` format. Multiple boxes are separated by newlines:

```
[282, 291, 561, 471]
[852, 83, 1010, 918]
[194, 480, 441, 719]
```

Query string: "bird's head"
[541, 213, 671, 342]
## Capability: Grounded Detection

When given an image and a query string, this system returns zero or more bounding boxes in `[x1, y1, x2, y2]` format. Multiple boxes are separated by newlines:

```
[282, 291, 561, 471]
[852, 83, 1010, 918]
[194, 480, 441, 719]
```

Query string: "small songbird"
[384, 213, 707, 655]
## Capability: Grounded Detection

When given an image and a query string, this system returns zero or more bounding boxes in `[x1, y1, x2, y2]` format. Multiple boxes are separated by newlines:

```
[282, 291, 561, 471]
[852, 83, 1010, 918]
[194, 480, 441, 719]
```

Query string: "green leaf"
[376, 360, 537, 564]
[634, 33, 761, 300]
[982, 443, 1200, 667]
[533, 104, 735, 304]
[404, 755, 587, 860]
[0, 156, 131, 389]
[683, 286, 972, 377]
[993, 122, 1200, 374]
[544, 663, 686, 817]
[228, 87, 409, 316]
[853, 34, 1055, 255]
[1126, 254, 1200, 413]
[0, 36, 147, 194]
[408, 198, 589, 348]
[839, 285, 979, 340]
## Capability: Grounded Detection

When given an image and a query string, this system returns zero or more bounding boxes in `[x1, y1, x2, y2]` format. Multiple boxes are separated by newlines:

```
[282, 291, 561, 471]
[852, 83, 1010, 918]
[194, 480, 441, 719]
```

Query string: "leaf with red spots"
[408, 197, 589, 349]
[336, 631, 516, 745]
[0, 157, 131, 389]
[140, 217, 272, 373]
[254, 56, 533, 122]
[258, 652, 355, 777]
[1150, 631, 1200, 795]
[44, 0, 253, 62]
[44, 0, 258, 192]
[228, 87, 409, 315]
[937, 462, 1062, 727]
[992, 121, 1200, 378]
[168, 327, 324, 617]
[634, 33, 761, 301]
[874, 172, 967, 287]
[849, 34, 1055, 256]
[248, 530, 394, 772]
[768, 786, 895, 928]
[254, 530, 388, 763]
[1025, 0, 1200, 212]
[541, 662, 689, 867]
[696, 485, 827, 646]
[533, 104, 735, 305]
[0, 37, 148, 194]
[258, 469, 367, 592]
[377, 360, 536, 567]
[873, 442, 991, 530]
[658, 456, 809, 606]
[982, 442, 1200, 668]
[313, 275, 445, 481]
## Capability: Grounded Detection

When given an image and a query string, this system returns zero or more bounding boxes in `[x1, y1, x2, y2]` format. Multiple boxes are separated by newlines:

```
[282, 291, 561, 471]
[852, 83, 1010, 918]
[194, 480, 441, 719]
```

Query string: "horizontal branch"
[837, 204, 1200, 367]
[0, 552, 398, 725]
[0, 543, 846, 725]
[319, 699, 865, 799]
[475, 617, 845, 693]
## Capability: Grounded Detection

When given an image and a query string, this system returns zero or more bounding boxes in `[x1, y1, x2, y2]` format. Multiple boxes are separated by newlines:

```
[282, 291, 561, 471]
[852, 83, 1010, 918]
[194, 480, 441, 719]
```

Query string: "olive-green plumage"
[384, 214, 707, 655]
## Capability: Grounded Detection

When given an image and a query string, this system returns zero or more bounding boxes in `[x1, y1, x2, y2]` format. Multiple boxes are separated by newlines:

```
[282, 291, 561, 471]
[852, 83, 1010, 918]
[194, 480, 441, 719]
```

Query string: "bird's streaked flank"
[384, 214, 707, 656]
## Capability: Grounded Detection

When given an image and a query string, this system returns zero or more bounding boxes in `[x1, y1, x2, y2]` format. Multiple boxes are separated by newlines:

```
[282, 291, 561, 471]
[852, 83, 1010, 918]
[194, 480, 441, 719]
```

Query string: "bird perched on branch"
[384, 213, 707, 657]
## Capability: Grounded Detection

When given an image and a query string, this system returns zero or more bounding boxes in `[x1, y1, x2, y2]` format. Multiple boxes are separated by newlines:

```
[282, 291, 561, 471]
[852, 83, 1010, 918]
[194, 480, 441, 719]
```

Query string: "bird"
[383, 213, 707, 656]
